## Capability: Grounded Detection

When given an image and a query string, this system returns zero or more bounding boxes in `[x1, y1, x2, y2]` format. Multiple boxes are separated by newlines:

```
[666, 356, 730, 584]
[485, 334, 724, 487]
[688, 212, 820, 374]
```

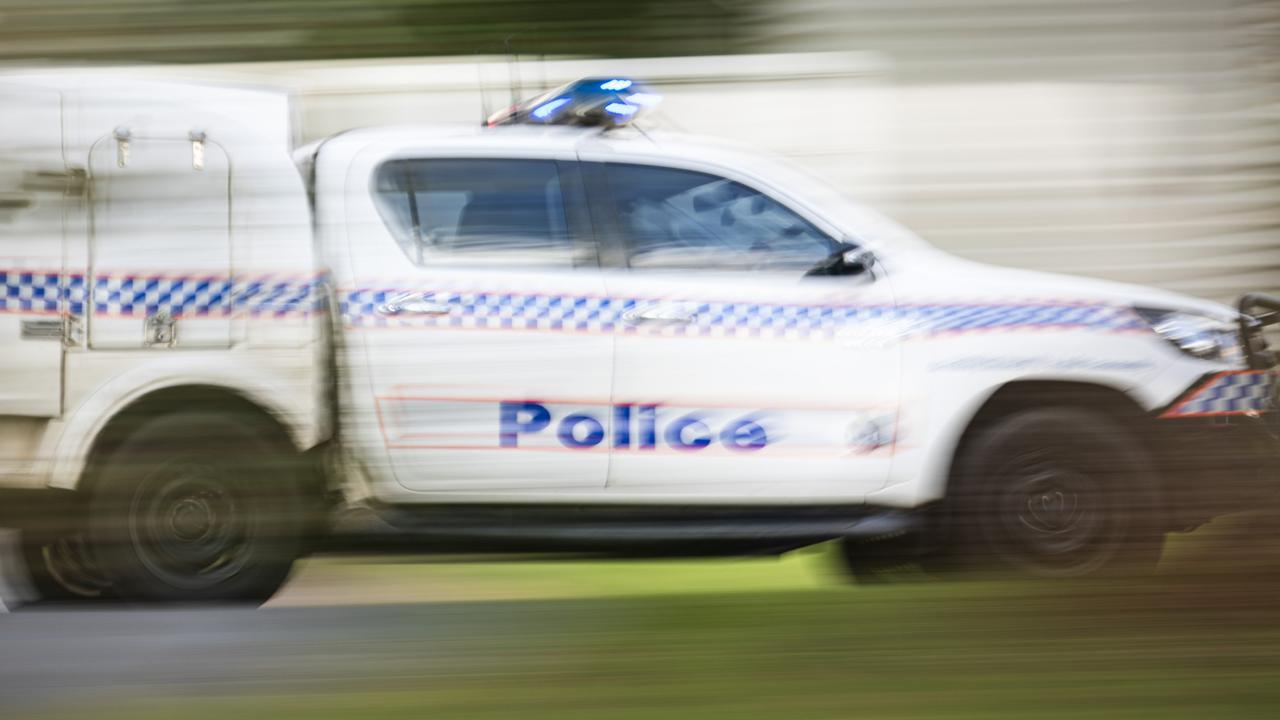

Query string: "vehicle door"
[586, 160, 900, 500]
[339, 148, 612, 494]
[0, 84, 70, 417]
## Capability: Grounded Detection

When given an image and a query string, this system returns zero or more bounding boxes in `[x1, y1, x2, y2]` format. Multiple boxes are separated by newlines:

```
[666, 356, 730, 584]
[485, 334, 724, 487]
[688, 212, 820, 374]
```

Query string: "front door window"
[602, 163, 836, 272]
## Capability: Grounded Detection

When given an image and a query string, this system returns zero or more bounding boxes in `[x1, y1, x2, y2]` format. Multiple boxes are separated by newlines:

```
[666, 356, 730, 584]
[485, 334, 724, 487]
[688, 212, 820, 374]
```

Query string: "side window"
[372, 158, 579, 266]
[603, 163, 835, 272]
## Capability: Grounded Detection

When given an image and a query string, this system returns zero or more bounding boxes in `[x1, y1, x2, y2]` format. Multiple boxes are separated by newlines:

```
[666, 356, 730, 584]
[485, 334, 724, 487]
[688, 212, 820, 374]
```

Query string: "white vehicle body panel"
[0, 72, 322, 491]
[315, 125, 1247, 507]
[0, 84, 67, 418]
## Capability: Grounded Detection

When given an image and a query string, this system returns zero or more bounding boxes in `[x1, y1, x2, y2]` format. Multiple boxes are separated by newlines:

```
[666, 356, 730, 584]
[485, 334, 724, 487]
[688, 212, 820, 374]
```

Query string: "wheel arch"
[87, 384, 292, 474]
[940, 379, 1162, 506]
[48, 379, 322, 494]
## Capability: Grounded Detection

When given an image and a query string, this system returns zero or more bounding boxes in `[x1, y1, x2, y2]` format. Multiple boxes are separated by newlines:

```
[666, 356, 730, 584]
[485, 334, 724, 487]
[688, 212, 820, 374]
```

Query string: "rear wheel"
[944, 407, 1165, 578]
[87, 412, 307, 604]
[21, 531, 113, 601]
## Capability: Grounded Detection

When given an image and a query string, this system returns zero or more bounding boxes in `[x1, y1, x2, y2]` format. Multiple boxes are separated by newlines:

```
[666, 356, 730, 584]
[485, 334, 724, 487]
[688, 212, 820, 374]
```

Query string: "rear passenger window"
[372, 158, 578, 266]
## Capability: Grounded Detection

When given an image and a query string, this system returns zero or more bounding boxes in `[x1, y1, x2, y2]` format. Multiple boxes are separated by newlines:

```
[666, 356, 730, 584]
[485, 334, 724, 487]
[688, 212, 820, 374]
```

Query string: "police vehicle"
[0, 73, 1276, 603]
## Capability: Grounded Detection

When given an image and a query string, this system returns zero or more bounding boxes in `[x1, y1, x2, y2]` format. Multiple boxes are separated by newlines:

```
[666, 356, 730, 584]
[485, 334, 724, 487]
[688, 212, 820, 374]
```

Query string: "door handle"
[20, 319, 63, 340]
[622, 303, 697, 325]
[377, 292, 452, 316]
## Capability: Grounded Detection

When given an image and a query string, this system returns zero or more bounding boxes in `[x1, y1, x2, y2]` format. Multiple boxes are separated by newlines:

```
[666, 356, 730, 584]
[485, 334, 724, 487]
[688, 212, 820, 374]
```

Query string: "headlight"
[1135, 307, 1241, 363]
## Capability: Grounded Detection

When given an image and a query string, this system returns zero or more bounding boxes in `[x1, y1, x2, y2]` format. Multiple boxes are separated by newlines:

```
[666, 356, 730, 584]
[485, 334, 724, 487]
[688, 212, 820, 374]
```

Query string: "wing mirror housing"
[805, 241, 876, 277]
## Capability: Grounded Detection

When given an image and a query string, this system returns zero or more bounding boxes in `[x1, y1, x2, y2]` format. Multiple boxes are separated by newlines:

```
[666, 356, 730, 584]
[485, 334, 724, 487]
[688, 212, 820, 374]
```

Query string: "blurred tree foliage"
[0, 0, 759, 64]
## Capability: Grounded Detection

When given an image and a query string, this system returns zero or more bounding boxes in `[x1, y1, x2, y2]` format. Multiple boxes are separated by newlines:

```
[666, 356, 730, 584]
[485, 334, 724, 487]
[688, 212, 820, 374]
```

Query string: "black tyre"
[87, 412, 306, 604]
[944, 407, 1165, 578]
[21, 532, 114, 602]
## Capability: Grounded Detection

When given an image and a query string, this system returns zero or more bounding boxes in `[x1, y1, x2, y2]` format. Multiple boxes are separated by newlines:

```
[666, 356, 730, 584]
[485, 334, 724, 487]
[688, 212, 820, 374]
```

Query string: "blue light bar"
[531, 97, 571, 121]
[486, 77, 659, 128]
[604, 102, 638, 117]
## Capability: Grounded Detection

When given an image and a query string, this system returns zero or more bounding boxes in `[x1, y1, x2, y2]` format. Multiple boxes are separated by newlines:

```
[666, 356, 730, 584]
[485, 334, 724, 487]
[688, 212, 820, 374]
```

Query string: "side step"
[324, 504, 923, 557]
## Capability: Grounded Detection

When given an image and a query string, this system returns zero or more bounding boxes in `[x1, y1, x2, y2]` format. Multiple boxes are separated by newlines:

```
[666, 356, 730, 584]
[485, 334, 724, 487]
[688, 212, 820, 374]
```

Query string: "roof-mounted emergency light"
[486, 77, 661, 129]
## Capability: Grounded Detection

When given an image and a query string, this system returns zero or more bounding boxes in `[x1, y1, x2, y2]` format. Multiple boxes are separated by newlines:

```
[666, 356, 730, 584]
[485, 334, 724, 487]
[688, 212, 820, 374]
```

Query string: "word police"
[499, 401, 769, 451]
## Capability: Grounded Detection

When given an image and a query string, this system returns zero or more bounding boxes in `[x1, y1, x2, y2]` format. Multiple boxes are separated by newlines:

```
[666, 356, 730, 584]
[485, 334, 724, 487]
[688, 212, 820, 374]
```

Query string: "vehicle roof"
[298, 122, 794, 181]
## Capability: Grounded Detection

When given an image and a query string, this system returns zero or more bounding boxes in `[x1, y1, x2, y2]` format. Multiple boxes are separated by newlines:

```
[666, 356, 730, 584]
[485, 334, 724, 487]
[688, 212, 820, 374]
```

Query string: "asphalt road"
[3, 510, 1280, 720]
[0, 599, 561, 712]
[3, 571, 1280, 720]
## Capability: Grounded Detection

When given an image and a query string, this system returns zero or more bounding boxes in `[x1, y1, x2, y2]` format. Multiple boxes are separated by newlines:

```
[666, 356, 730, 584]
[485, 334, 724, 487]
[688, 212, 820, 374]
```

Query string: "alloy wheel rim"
[987, 449, 1122, 575]
[129, 461, 254, 591]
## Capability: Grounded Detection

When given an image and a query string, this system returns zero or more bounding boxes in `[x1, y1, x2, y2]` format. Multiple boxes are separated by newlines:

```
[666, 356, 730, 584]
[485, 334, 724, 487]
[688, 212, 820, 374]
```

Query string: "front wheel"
[87, 412, 307, 604]
[944, 407, 1165, 578]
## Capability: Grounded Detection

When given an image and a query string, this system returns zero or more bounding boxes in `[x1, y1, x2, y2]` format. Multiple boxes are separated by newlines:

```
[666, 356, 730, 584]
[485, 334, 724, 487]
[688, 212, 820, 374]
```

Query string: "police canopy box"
[0, 70, 1277, 604]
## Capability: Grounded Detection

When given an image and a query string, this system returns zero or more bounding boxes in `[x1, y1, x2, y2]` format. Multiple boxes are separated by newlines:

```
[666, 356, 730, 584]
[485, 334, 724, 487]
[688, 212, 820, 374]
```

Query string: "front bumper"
[1153, 292, 1280, 528]
[1238, 293, 1280, 370]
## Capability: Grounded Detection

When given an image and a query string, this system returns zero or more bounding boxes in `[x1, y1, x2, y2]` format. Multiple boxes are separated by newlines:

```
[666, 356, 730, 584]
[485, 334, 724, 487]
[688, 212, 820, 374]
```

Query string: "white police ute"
[0, 74, 1276, 602]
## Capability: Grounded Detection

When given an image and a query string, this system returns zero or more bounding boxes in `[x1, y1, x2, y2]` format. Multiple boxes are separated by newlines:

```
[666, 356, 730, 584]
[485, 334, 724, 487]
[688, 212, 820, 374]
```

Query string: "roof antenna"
[504, 34, 523, 109]
[476, 51, 492, 126]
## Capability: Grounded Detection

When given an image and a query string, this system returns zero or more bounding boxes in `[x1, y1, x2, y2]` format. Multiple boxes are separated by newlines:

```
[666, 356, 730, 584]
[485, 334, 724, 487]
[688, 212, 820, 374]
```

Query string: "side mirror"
[804, 242, 876, 277]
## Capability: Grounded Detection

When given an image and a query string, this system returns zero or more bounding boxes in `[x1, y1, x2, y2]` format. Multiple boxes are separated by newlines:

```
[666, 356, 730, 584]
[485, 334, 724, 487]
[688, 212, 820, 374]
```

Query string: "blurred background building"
[2, 0, 1276, 303]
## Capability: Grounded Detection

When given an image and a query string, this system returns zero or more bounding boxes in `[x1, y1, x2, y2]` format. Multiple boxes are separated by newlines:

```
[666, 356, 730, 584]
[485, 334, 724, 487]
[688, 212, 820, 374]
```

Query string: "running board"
[324, 504, 923, 556]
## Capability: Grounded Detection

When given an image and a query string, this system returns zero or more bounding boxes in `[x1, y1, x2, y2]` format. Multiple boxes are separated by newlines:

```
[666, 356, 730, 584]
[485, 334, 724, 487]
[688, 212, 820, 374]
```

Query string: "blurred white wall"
[158, 52, 894, 211]
[754, 0, 1280, 304]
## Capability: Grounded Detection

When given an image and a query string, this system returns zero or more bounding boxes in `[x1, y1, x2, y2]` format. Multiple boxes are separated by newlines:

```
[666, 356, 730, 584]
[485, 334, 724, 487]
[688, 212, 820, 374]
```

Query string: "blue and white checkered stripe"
[1162, 371, 1275, 418]
[638, 301, 1144, 338]
[92, 275, 321, 317]
[676, 301, 884, 338]
[91, 276, 234, 317]
[0, 270, 64, 313]
[0, 271, 322, 317]
[4, 270, 1146, 334]
[230, 277, 323, 317]
[343, 289, 619, 331]
[341, 288, 1146, 338]
[912, 302, 1143, 335]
